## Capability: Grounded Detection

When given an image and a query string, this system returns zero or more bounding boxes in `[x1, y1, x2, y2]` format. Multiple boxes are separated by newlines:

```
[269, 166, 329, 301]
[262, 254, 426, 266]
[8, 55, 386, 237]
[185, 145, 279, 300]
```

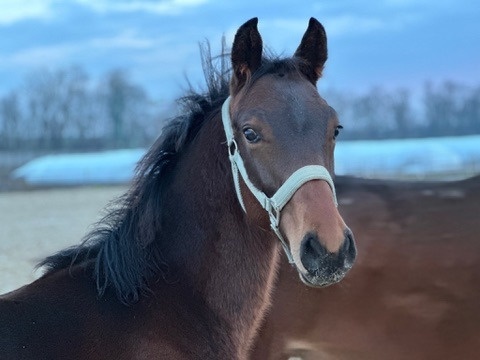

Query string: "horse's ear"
[230, 17, 263, 95]
[294, 17, 328, 84]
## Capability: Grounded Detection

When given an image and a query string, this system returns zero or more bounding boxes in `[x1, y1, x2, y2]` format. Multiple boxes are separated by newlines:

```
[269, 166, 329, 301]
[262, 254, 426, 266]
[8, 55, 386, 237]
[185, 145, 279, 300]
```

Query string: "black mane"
[38, 44, 304, 304]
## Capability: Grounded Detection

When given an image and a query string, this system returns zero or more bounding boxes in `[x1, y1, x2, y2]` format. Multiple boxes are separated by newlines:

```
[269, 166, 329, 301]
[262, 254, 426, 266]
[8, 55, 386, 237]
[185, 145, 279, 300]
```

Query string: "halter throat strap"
[221, 96, 337, 264]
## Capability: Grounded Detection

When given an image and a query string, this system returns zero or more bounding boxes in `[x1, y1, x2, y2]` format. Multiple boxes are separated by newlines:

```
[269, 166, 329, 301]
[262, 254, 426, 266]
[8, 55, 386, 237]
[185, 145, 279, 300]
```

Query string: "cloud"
[73, 0, 208, 15]
[0, 0, 55, 25]
[323, 14, 420, 38]
[0, 0, 209, 26]
[260, 15, 412, 41]
[385, 0, 455, 7]
[89, 30, 155, 49]
[253, 16, 402, 50]
[2, 30, 158, 67]
[5, 44, 77, 66]
[324, 15, 391, 37]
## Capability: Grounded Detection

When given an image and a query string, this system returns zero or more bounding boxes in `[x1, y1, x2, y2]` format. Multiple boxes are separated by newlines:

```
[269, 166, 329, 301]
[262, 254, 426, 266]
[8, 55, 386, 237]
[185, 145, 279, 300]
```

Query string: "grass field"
[0, 186, 126, 294]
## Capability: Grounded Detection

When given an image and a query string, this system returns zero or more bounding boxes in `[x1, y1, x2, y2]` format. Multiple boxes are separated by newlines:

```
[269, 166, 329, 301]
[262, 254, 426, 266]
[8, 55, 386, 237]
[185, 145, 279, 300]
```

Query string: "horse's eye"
[243, 127, 260, 143]
[334, 125, 343, 140]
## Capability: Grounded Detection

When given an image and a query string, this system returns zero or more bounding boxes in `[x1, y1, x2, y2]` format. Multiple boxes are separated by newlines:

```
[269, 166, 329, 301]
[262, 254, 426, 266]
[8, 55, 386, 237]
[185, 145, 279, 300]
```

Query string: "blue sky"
[1, 0, 479, 100]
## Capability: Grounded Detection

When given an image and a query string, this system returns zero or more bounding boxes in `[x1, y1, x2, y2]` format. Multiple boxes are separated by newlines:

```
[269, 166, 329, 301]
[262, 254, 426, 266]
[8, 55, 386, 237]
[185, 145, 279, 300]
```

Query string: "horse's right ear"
[230, 18, 263, 95]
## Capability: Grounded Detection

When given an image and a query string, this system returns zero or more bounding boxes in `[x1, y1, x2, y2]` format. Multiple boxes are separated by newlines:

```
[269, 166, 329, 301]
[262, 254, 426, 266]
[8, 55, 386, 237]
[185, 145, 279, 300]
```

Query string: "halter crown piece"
[221, 96, 338, 264]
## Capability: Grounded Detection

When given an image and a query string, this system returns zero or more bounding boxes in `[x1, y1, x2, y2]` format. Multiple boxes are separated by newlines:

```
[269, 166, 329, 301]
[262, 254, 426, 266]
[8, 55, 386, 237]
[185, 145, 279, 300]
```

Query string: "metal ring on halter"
[228, 139, 238, 157]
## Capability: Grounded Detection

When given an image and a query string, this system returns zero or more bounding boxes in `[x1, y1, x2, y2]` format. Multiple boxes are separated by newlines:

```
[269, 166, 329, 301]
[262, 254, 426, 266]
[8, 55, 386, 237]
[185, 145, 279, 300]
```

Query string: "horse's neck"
[161, 112, 281, 357]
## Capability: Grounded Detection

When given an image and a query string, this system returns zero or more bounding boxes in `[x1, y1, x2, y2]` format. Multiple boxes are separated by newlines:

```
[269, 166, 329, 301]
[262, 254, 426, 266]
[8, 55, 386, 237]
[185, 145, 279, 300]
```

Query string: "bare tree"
[0, 91, 22, 149]
[424, 81, 461, 136]
[25, 66, 91, 149]
[350, 87, 392, 139]
[456, 85, 480, 135]
[3, 65, 477, 150]
[390, 88, 414, 138]
[102, 70, 153, 148]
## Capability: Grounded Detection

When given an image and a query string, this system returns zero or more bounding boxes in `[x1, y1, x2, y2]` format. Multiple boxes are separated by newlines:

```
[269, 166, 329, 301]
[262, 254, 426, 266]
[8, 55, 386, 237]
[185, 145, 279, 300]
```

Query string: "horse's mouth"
[298, 267, 350, 288]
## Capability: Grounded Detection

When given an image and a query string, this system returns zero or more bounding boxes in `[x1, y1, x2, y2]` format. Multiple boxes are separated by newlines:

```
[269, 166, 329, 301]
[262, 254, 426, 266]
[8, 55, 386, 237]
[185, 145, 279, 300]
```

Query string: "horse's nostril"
[300, 233, 327, 272]
[342, 235, 350, 252]
[341, 230, 357, 264]
[343, 233, 351, 252]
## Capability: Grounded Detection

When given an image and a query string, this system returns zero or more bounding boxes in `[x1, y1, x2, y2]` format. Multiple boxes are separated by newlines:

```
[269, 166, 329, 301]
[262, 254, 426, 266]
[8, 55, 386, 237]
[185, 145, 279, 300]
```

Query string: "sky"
[1, 0, 479, 100]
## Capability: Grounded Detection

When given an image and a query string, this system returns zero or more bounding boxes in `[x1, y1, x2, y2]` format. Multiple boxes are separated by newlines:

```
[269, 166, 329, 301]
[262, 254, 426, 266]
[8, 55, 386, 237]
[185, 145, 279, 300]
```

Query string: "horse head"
[223, 18, 356, 287]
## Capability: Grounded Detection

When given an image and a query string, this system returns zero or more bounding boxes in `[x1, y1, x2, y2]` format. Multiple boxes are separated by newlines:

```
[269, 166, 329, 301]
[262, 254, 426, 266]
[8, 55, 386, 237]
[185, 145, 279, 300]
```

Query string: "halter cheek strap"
[221, 96, 337, 264]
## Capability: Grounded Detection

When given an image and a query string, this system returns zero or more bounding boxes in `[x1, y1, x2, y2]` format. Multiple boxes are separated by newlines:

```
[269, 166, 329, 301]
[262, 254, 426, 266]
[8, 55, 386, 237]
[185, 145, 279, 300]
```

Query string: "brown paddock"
[252, 175, 480, 360]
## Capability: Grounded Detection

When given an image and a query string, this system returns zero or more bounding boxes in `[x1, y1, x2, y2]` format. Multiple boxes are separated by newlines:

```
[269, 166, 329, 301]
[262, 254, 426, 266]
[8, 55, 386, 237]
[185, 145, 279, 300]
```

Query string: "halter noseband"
[221, 96, 338, 264]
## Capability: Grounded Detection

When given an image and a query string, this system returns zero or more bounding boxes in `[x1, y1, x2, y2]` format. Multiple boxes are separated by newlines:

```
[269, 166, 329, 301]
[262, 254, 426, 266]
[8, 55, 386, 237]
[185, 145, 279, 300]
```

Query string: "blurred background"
[1, 0, 480, 187]
[0, 0, 479, 292]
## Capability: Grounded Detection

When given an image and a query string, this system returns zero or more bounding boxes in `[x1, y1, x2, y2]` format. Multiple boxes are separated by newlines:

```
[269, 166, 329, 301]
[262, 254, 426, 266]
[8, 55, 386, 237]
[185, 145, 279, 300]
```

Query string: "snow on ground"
[335, 134, 480, 179]
[12, 148, 145, 185]
[11, 135, 480, 185]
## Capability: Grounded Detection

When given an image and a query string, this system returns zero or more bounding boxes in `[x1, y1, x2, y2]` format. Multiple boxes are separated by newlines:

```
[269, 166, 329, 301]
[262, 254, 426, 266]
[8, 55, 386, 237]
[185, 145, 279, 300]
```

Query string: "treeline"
[325, 81, 480, 140]
[0, 66, 173, 151]
[1, 66, 479, 151]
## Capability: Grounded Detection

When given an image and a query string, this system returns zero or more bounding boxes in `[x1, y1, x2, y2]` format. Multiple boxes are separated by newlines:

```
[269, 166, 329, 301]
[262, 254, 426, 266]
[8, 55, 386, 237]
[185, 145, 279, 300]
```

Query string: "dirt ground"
[0, 186, 127, 294]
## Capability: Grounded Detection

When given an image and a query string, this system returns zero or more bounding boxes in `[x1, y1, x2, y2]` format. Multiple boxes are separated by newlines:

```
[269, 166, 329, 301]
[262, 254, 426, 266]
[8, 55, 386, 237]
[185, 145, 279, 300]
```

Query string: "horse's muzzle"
[299, 229, 356, 287]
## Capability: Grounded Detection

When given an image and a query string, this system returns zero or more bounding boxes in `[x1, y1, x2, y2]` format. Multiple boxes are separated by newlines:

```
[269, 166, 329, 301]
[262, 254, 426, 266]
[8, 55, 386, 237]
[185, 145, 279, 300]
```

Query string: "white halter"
[221, 96, 337, 264]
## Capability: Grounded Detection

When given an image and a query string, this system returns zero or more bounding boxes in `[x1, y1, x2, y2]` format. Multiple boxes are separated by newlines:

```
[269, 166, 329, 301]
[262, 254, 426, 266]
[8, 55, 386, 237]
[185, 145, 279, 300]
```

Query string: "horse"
[0, 18, 356, 359]
[251, 174, 480, 360]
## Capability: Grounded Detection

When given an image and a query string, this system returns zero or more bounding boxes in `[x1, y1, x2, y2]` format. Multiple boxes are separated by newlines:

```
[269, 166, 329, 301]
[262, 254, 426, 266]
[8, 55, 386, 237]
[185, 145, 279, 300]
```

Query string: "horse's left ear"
[294, 17, 328, 84]
[230, 17, 263, 95]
